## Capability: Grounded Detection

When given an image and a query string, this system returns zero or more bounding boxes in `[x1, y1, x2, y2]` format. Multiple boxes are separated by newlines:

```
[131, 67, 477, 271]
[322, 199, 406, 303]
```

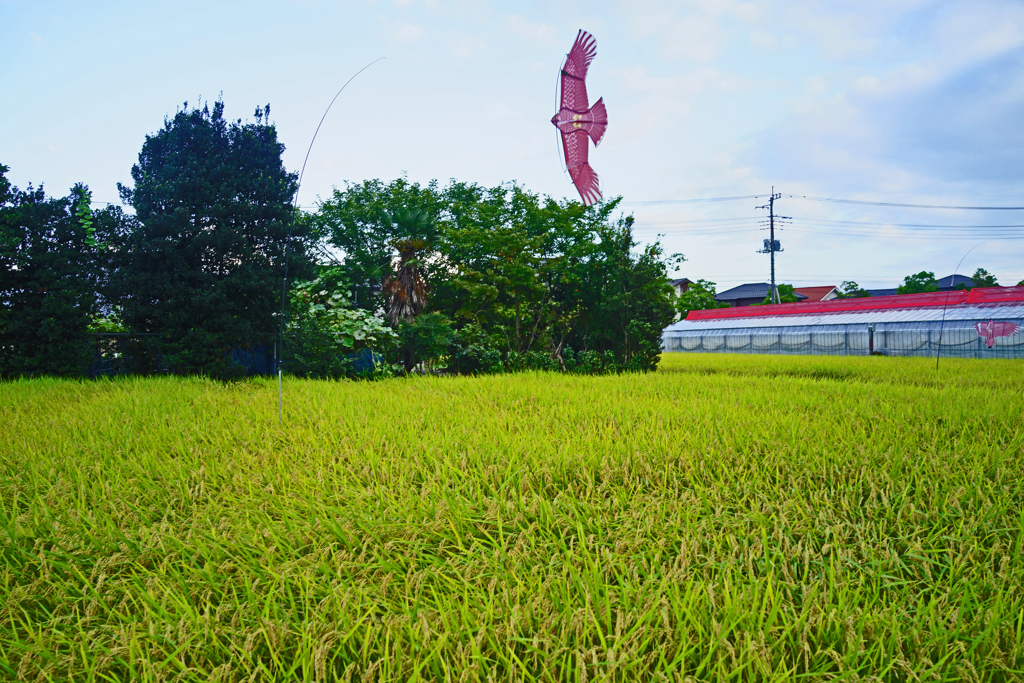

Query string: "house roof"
[866, 288, 899, 297]
[716, 283, 808, 301]
[936, 273, 974, 289]
[669, 278, 693, 287]
[793, 286, 837, 302]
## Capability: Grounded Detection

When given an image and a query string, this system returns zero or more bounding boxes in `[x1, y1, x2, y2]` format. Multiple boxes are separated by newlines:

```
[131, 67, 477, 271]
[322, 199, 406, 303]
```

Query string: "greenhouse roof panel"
[666, 302, 1024, 332]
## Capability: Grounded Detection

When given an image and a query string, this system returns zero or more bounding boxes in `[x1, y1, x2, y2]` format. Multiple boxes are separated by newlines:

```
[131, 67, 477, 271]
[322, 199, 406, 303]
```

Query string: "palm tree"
[381, 210, 437, 370]
[383, 235, 428, 326]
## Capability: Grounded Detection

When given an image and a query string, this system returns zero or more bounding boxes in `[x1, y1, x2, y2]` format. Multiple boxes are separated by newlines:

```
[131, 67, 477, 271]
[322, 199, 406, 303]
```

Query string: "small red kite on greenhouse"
[552, 30, 608, 206]
[975, 320, 1020, 347]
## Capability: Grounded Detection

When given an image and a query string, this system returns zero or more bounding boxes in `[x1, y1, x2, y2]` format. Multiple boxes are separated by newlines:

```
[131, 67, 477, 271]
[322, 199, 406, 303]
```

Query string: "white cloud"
[505, 15, 557, 46]
[448, 35, 484, 60]
[396, 23, 423, 43]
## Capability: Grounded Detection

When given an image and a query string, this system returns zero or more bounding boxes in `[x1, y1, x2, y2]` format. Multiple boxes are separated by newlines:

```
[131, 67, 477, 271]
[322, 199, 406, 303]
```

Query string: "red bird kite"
[551, 30, 608, 206]
[975, 319, 1020, 347]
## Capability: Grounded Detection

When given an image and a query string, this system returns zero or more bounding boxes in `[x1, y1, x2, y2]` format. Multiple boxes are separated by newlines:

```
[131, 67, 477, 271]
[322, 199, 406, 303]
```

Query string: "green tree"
[382, 210, 437, 325]
[109, 100, 312, 377]
[837, 280, 871, 298]
[759, 283, 799, 304]
[315, 178, 677, 373]
[675, 279, 729, 318]
[0, 165, 101, 377]
[897, 271, 938, 295]
[970, 268, 999, 288]
[573, 217, 677, 370]
[314, 178, 444, 311]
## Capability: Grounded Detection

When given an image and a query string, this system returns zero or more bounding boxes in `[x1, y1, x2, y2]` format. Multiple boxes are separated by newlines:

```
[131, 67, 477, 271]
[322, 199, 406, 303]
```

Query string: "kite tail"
[585, 98, 608, 145]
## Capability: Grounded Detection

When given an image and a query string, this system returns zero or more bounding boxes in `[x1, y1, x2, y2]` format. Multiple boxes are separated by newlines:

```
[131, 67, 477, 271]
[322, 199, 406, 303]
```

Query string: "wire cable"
[784, 194, 1024, 210]
[623, 195, 762, 206]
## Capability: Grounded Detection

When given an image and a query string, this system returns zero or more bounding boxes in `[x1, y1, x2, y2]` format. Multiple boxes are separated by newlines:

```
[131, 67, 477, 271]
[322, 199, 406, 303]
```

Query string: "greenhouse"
[663, 287, 1024, 359]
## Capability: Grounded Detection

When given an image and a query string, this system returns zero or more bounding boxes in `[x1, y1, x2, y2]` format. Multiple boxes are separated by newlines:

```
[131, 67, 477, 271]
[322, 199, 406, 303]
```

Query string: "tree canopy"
[0, 165, 102, 377]
[758, 283, 800, 305]
[675, 279, 730, 318]
[970, 268, 999, 288]
[837, 281, 871, 298]
[107, 100, 313, 376]
[897, 271, 938, 295]
[313, 178, 679, 373]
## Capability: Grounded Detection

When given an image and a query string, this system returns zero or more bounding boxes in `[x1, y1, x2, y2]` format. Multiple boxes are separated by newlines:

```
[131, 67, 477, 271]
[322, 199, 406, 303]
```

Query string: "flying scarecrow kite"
[975, 319, 1020, 348]
[551, 30, 608, 206]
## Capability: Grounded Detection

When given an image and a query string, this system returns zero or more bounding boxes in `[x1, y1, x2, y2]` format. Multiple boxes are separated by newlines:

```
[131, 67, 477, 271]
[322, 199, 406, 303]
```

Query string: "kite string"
[553, 53, 571, 182]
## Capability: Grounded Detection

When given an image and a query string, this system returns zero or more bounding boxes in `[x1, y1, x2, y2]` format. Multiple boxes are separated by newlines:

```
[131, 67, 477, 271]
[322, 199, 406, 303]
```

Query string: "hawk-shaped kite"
[975, 319, 1020, 347]
[551, 30, 608, 206]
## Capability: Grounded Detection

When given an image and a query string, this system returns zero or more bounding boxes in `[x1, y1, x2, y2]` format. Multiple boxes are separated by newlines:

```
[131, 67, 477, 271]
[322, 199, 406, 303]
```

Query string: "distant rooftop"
[716, 283, 808, 302]
[793, 286, 837, 302]
[936, 274, 974, 289]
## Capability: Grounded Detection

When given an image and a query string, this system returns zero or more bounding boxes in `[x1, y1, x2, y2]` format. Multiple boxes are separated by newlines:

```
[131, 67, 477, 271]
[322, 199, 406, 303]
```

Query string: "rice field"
[2, 353, 1024, 682]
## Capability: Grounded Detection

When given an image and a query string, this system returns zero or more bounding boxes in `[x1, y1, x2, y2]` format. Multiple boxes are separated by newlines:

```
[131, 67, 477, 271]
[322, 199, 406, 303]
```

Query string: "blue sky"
[3, 0, 1023, 288]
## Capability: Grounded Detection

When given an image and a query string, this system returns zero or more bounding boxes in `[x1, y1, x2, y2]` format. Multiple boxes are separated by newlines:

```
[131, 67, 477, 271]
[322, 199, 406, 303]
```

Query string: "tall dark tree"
[110, 100, 312, 376]
[0, 164, 100, 377]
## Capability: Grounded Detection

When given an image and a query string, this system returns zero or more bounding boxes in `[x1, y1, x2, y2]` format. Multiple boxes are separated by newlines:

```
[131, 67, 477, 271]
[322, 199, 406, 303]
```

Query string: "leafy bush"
[286, 275, 396, 379]
[446, 324, 503, 375]
[397, 312, 454, 372]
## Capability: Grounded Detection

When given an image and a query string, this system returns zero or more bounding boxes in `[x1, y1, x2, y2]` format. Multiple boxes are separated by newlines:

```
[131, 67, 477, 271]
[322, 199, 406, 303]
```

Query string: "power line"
[622, 195, 762, 206]
[784, 194, 1024, 210]
[784, 226, 1024, 240]
[791, 217, 1024, 229]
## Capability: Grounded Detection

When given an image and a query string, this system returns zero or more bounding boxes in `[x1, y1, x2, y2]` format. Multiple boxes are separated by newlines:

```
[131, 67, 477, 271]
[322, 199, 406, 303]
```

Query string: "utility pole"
[756, 188, 789, 304]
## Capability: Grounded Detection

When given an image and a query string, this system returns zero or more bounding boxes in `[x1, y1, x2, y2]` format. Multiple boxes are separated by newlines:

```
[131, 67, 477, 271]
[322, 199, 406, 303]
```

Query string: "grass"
[2, 353, 1023, 681]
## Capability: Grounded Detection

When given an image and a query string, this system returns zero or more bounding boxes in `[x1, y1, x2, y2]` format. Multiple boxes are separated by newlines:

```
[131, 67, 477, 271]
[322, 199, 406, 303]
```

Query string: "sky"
[3, 0, 1023, 290]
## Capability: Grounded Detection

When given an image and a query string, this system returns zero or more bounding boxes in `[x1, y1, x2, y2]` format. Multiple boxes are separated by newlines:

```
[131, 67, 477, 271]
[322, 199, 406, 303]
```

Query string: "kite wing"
[975, 320, 1020, 347]
[992, 321, 1020, 337]
[559, 129, 601, 206]
[560, 30, 596, 112]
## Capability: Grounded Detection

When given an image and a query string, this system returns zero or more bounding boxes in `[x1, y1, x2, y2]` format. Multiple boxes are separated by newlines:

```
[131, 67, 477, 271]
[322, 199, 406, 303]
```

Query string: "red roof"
[793, 286, 837, 302]
[688, 286, 1024, 321]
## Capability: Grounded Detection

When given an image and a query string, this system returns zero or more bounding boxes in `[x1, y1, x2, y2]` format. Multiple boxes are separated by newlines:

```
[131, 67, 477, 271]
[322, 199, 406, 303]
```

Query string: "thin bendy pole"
[278, 57, 385, 423]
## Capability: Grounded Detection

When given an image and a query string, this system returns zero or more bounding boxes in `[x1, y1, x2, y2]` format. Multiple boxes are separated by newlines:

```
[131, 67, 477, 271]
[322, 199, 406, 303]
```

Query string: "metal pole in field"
[935, 242, 982, 370]
[277, 57, 384, 423]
